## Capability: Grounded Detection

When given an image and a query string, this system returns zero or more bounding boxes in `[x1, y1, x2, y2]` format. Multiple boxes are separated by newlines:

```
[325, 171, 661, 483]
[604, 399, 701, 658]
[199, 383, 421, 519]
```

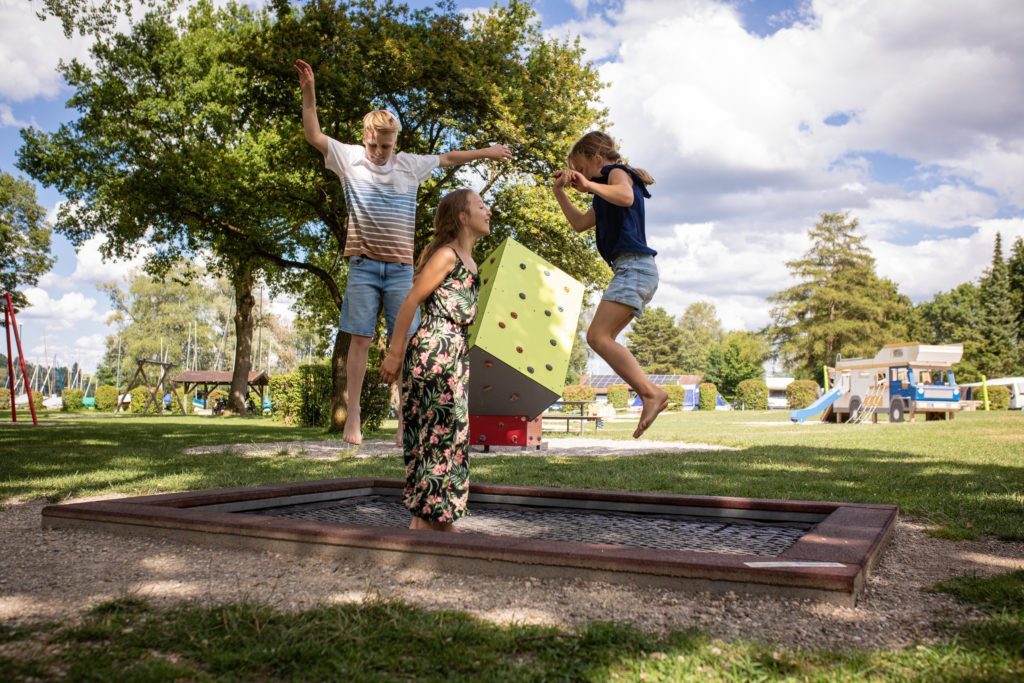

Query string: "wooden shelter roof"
[173, 371, 270, 386]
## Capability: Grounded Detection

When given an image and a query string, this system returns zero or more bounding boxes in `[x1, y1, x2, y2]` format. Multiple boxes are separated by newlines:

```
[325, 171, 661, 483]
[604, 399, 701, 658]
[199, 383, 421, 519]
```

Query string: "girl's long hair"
[568, 131, 655, 186]
[415, 188, 475, 274]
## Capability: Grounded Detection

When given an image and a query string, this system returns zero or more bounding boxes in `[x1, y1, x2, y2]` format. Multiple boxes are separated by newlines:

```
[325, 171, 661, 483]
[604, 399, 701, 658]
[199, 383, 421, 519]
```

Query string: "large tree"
[19, 1, 288, 413]
[767, 212, 911, 379]
[0, 172, 54, 310]
[626, 306, 682, 374]
[674, 301, 722, 374]
[975, 233, 1016, 377]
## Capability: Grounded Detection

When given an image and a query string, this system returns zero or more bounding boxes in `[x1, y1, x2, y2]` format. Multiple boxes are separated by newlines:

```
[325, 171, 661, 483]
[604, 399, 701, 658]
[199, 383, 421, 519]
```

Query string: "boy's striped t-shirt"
[325, 138, 439, 265]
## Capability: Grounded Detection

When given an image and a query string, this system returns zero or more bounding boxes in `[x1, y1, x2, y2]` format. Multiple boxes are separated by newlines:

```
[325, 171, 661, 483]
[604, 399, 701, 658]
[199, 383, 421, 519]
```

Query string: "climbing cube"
[467, 238, 585, 420]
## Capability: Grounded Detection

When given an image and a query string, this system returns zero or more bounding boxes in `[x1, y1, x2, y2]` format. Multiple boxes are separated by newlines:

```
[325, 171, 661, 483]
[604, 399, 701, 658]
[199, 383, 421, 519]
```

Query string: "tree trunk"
[229, 262, 256, 415]
[328, 327, 350, 432]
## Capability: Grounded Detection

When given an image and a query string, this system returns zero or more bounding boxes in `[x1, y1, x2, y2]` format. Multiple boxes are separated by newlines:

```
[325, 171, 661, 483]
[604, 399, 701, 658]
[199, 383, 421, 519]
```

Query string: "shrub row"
[270, 362, 390, 432]
[698, 382, 717, 411]
[787, 380, 820, 409]
[735, 379, 768, 410]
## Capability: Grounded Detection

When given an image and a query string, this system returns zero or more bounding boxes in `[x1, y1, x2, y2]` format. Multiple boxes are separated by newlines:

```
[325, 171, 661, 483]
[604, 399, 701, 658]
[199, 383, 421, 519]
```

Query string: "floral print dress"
[401, 249, 479, 523]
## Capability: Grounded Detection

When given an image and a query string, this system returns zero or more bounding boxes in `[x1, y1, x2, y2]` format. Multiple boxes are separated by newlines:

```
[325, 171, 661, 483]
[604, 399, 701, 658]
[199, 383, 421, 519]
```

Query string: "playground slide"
[789, 386, 843, 423]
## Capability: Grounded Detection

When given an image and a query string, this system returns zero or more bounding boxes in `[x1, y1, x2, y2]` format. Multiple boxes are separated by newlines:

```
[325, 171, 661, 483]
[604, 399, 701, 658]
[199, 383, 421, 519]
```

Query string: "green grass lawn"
[2, 409, 1022, 540]
[1, 410, 1022, 681]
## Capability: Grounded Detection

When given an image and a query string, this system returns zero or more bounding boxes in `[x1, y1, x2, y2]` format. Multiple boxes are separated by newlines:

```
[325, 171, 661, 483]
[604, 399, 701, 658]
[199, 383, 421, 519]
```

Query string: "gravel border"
[3, 497, 1022, 651]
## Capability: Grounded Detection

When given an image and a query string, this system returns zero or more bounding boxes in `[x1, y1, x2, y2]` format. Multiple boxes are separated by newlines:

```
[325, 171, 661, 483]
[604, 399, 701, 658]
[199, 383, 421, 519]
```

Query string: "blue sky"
[3, 0, 1024, 373]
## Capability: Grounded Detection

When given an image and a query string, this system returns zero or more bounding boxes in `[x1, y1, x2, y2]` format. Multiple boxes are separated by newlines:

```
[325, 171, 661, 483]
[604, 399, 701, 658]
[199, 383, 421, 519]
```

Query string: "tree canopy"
[675, 301, 722, 374]
[0, 172, 54, 310]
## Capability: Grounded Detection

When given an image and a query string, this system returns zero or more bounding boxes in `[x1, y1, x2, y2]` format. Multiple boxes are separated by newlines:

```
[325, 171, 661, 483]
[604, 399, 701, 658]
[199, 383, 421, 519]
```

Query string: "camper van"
[830, 343, 962, 422]
[959, 377, 1024, 410]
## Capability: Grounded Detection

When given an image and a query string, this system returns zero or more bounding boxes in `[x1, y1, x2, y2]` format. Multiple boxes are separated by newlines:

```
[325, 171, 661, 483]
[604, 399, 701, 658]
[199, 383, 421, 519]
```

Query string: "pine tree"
[626, 306, 683, 374]
[767, 212, 910, 379]
[976, 233, 1016, 377]
[1007, 237, 1024, 363]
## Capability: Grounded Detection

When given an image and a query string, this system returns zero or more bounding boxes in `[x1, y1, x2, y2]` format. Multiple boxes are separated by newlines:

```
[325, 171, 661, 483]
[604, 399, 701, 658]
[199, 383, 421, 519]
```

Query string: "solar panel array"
[584, 374, 686, 387]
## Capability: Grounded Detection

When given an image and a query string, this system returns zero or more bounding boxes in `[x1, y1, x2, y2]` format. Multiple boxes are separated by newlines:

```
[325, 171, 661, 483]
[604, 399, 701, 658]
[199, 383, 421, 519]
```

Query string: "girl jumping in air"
[380, 189, 489, 531]
[552, 131, 667, 438]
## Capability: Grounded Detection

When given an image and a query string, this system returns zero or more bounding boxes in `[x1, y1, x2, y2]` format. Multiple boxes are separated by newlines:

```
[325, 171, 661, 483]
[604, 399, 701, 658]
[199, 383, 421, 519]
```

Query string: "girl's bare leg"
[587, 300, 668, 438]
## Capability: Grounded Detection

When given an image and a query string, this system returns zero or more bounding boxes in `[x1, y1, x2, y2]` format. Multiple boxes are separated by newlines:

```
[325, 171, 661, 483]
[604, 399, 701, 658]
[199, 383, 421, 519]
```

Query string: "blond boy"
[295, 59, 511, 445]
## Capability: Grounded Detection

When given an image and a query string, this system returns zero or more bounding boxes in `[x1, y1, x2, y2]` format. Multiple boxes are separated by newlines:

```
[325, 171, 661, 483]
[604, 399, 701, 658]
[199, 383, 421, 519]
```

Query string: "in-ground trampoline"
[42, 478, 897, 605]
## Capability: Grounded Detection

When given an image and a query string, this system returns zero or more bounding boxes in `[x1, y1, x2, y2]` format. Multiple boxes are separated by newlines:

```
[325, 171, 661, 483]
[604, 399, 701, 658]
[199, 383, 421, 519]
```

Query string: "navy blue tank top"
[591, 164, 656, 265]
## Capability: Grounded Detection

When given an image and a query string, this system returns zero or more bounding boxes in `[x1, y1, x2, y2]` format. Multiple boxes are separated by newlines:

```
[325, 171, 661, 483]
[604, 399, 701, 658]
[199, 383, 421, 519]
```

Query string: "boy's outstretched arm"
[294, 59, 328, 156]
[439, 143, 513, 168]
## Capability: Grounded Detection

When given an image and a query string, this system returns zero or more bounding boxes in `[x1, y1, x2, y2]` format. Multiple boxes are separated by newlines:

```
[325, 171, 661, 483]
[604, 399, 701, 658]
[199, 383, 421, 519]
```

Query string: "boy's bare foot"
[633, 390, 669, 438]
[342, 414, 362, 446]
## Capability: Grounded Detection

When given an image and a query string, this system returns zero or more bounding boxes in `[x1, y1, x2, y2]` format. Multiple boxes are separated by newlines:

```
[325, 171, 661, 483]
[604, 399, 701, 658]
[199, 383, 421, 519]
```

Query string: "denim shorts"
[602, 253, 659, 317]
[340, 255, 420, 338]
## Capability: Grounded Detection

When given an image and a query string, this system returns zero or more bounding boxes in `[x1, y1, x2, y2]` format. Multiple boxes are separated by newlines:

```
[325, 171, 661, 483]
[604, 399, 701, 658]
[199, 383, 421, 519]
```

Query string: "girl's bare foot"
[409, 516, 432, 531]
[634, 390, 669, 438]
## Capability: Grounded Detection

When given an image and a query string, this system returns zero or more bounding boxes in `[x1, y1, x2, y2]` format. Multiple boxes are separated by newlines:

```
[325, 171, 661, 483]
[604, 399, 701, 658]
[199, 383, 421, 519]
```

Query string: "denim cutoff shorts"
[340, 255, 420, 338]
[602, 253, 659, 318]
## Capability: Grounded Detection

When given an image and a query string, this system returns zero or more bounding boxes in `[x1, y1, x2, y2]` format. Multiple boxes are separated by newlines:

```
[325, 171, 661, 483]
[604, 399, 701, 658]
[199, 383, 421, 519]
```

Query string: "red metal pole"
[4, 293, 37, 425]
[5, 303, 16, 422]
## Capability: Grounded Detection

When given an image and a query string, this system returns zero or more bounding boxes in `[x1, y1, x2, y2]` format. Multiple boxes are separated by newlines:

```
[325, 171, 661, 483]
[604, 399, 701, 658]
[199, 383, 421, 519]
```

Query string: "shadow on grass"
[3, 596, 1022, 682]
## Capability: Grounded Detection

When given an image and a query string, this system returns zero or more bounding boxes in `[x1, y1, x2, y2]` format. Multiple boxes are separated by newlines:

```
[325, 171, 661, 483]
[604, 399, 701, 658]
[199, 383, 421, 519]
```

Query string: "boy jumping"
[295, 58, 511, 445]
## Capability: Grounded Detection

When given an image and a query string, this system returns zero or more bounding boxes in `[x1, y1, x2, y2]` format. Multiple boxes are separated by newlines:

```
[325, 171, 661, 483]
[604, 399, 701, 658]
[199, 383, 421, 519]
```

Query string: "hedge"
[268, 372, 301, 425]
[562, 385, 596, 404]
[0, 387, 8, 409]
[607, 384, 630, 409]
[698, 382, 717, 411]
[665, 384, 685, 410]
[786, 380, 820, 409]
[987, 385, 1011, 410]
[95, 385, 118, 411]
[129, 386, 161, 415]
[61, 388, 84, 411]
[294, 362, 390, 432]
[735, 379, 768, 410]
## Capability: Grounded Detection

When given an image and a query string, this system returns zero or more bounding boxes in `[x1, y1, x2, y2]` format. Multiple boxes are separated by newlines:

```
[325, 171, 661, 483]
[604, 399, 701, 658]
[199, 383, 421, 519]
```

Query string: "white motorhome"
[830, 343, 963, 422]
[958, 377, 1024, 410]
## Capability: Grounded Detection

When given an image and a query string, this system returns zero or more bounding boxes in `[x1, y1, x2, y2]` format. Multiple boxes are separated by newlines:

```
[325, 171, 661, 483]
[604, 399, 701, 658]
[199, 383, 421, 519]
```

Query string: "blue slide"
[789, 387, 843, 423]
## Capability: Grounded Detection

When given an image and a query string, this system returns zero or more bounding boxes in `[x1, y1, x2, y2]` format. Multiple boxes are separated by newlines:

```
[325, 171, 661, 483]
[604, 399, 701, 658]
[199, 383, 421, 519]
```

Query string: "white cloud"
[39, 231, 148, 291]
[18, 287, 102, 331]
[870, 218, 1024, 301]
[0, 1, 93, 102]
[0, 102, 28, 127]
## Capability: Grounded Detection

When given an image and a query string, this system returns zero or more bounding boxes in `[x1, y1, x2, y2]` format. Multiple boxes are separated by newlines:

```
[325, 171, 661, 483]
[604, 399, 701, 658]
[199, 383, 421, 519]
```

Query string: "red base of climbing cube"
[469, 414, 543, 448]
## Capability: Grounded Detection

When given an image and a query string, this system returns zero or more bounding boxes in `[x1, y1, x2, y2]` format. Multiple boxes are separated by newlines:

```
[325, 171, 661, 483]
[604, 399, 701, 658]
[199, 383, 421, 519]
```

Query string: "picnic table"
[541, 400, 602, 435]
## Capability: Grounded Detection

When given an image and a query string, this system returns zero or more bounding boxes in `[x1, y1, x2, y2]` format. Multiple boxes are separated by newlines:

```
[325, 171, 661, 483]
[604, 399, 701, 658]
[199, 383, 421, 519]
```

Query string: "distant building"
[765, 377, 795, 410]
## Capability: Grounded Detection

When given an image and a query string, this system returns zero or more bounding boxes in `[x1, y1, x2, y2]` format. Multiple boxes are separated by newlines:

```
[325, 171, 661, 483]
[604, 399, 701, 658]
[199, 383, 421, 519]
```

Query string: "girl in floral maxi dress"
[380, 189, 489, 532]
